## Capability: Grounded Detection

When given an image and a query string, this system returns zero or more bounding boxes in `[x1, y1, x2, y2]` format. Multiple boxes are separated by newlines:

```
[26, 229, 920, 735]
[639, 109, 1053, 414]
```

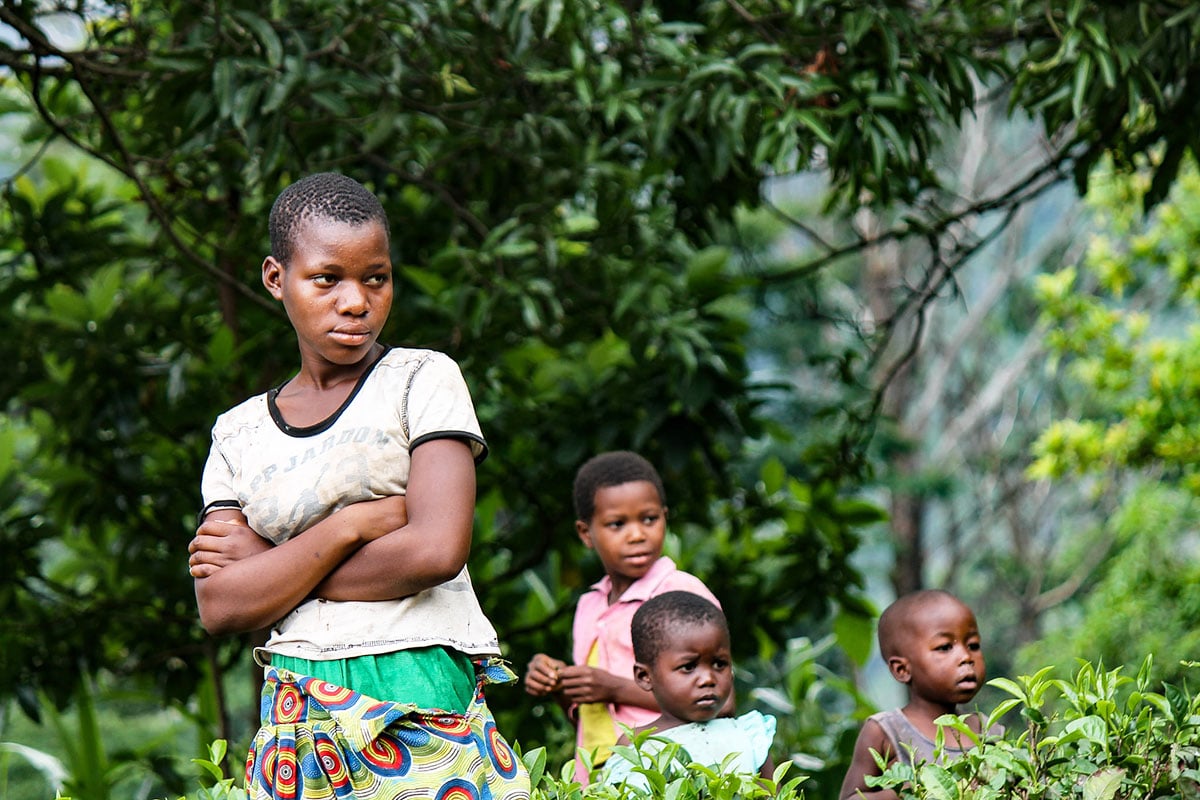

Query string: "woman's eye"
[366, 274, 390, 286]
[313, 274, 335, 286]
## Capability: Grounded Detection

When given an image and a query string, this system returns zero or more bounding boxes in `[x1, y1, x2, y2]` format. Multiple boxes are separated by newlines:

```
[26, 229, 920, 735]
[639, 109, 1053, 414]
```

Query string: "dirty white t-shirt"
[199, 346, 500, 659]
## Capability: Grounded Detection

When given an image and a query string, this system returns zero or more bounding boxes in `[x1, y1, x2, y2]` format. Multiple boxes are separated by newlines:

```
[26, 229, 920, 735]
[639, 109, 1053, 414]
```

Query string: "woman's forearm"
[194, 508, 368, 634]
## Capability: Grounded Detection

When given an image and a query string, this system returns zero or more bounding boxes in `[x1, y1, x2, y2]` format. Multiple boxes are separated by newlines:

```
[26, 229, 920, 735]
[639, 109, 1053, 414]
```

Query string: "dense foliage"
[6, 1, 1200, 795]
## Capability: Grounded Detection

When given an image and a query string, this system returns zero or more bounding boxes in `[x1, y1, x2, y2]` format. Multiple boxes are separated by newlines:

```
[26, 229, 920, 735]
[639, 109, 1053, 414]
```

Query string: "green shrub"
[523, 733, 806, 800]
[53, 656, 1200, 800]
[869, 657, 1200, 800]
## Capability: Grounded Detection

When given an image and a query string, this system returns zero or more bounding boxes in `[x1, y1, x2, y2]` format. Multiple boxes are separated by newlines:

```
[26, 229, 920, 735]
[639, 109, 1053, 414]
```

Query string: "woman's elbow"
[427, 551, 468, 586]
[195, 581, 253, 636]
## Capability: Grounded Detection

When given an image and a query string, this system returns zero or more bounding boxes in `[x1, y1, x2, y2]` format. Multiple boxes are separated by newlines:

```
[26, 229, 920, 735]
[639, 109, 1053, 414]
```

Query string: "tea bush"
[870, 658, 1200, 800]
[48, 657, 1200, 800]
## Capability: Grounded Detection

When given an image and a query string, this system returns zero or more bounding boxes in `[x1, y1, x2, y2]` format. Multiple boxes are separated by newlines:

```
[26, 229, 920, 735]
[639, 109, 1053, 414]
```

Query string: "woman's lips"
[331, 328, 372, 344]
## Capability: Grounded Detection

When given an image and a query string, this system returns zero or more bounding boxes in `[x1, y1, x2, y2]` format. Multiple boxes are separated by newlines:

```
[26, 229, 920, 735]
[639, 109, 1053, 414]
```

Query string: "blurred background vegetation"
[4, 1, 1200, 798]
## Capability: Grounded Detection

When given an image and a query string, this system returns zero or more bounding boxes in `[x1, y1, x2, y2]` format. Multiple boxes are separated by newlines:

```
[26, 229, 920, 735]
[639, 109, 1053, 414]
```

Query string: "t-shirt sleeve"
[404, 351, 488, 463]
[198, 425, 241, 522]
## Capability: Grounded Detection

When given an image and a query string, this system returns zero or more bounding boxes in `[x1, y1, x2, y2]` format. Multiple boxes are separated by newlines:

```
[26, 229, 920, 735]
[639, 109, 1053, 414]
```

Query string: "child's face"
[634, 620, 733, 725]
[263, 217, 392, 369]
[893, 596, 985, 709]
[575, 480, 666, 599]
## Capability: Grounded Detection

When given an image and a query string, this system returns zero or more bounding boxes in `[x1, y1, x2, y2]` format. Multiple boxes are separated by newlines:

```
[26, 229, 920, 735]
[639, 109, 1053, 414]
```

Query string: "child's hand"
[525, 653, 566, 696]
[556, 665, 622, 705]
[189, 513, 271, 578]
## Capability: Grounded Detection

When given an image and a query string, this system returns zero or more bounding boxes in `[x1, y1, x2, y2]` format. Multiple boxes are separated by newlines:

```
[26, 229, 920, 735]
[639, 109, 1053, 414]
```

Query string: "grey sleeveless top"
[870, 709, 996, 767]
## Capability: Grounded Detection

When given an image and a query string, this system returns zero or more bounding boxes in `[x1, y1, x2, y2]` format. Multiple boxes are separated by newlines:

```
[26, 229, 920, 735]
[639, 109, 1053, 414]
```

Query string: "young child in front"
[523, 450, 721, 784]
[187, 172, 528, 800]
[602, 590, 776, 788]
[839, 589, 993, 800]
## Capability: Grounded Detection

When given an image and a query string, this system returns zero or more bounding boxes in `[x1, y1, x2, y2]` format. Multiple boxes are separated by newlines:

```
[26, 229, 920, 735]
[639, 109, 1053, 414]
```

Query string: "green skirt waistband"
[268, 645, 475, 714]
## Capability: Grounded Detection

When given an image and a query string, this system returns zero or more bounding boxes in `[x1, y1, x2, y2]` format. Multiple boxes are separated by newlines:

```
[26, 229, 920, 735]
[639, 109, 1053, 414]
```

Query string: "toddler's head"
[878, 589, 985, 709]
[631, 591, 732, 726]
[573, 451, 668, 594]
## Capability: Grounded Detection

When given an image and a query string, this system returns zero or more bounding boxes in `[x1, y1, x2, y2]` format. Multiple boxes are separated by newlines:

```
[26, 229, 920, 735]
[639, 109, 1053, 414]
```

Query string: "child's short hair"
[631, 590, 726, 665]
[572, 450, 666, 521]
[269, 172, 389, 264]
[877, 588, 967, 660]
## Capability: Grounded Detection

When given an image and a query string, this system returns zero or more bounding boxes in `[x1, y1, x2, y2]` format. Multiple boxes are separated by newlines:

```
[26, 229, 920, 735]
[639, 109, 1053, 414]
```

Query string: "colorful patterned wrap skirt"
[245, 658, 530, 800]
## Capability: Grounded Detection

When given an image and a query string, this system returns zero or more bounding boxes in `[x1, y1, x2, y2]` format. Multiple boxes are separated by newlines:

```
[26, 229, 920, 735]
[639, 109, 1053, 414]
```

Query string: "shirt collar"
[589, 555, 677, 603]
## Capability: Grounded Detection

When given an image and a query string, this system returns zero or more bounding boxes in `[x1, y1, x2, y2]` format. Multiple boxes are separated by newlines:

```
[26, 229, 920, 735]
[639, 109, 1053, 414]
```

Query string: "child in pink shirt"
[524, 451, 720, 784]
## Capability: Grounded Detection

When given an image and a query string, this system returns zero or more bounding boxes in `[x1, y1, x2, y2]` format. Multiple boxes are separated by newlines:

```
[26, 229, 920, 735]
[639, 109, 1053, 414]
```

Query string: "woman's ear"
[262, 255, 284, 299]
[633, 662, 654, 692]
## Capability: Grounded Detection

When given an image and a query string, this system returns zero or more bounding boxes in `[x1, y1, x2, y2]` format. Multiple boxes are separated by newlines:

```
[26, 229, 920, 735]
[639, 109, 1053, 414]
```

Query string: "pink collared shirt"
[571, 556, 720, 755]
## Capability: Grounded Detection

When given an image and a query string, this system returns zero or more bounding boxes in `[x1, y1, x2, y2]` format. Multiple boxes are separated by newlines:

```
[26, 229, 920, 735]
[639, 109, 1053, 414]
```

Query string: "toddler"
[602, 590, 776, 787]
[840, 589, 995, 800]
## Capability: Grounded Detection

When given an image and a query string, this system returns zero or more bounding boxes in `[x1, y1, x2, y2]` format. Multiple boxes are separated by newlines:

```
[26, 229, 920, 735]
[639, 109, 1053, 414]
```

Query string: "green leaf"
[833, 606, 874, 666]
[795, 108, 835, 146]
[917, 763, 959, 800]
[686, 246, 729, 292]
[0, 425, 17, 483]
[543, 0, 564, 37]
[834, 498, 886, 524]
[761, 457, 786, 495]
[401, 266, 448, 296]
[233, 11, 283, 68]
[1083, 767, 1124, 800]
[1072, 53, 1093, 118]
[213, 58, 236, 119]
[85, 264, 123, 321]
[988, 676, 1028, 700]
[43, 284, 90, 329]
[585, 330, 633, 375]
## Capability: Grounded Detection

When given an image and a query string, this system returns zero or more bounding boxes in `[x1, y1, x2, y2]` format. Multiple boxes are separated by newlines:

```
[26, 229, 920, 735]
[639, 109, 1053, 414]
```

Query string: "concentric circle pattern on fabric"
[361, 732, 413, 777]
[274, 683, 305, 724]
[425, 714, 475, 743]
[310, 731, 354, 794]
[436, 778, 482, 800]
[262, 736, 301, 800]
[246, 666, 530, 800]
[304, 678, 357, 710]
[484, 721, 519, 778]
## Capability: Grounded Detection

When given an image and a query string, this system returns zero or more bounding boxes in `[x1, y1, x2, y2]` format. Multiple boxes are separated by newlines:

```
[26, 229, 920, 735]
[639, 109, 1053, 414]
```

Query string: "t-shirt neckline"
[267, 346, 391, 437]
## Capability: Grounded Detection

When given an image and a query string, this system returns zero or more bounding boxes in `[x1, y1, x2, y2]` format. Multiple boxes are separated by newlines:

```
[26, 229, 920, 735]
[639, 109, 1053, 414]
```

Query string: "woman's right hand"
[344, 494, 409, 542]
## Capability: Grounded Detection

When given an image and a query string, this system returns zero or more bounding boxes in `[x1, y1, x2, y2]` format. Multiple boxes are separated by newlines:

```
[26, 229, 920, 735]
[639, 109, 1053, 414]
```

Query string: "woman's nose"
[339, 283, 369, 314]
